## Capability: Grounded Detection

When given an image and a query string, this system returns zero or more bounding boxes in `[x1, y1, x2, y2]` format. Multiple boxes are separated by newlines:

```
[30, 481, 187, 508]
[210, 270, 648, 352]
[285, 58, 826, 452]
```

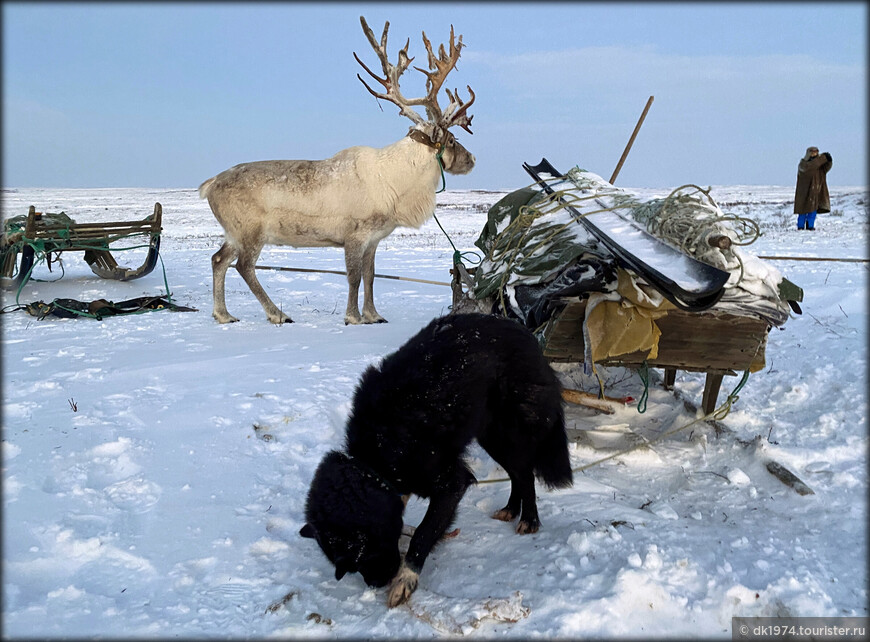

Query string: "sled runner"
[1, 203, 162, 289]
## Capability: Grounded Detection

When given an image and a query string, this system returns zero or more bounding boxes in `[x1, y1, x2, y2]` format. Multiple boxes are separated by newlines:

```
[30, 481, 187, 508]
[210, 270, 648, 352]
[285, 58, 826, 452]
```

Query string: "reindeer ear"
[299, 523, 317, 539]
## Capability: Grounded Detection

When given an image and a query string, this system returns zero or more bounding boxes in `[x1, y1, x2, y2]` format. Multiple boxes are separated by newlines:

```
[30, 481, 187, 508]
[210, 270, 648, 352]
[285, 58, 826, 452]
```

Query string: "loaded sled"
[453, 159, 803, 415]
[1, 203, 162, 289]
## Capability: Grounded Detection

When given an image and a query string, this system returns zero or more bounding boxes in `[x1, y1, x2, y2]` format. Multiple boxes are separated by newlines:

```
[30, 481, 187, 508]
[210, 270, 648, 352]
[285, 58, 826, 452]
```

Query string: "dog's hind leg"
[479, 434, 541, 534]
[493, 467, 540, 534]
[387, 465, 475, 608]
[513, 469, 541, 534]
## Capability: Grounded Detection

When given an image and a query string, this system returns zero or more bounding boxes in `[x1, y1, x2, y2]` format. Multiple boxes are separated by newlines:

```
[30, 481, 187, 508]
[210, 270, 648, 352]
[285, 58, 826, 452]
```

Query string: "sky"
[2, 1, 866, 190]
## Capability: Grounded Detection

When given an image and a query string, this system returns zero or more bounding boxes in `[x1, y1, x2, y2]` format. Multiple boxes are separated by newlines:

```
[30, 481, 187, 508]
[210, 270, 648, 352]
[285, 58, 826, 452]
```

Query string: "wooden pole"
[757, 255, 869, 264]
[609, 95, 654, 185]
[240, 264, 453, 287]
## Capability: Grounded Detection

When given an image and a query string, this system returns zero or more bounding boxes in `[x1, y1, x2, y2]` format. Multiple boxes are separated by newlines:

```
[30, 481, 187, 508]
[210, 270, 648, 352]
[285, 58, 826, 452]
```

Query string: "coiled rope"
[483, 170, 764, 305]
[564, 172, 764, 287]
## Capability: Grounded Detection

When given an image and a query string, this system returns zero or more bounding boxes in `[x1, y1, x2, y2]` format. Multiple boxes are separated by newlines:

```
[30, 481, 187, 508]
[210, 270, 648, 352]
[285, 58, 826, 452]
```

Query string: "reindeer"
[199, 17, 475, 325]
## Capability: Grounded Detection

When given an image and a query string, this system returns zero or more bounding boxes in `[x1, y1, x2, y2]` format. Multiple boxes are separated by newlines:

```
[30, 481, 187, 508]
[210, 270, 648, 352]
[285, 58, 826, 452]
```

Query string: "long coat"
[794, 153, 832, 214]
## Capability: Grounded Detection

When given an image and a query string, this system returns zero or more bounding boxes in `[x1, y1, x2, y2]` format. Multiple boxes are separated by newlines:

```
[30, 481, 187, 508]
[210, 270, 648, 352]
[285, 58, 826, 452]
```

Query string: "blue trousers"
[797, 211, 817, 229]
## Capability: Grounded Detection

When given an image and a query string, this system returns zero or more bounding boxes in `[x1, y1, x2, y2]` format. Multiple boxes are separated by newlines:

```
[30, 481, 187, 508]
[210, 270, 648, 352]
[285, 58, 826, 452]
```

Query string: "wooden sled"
[540, 299, 769, 415]
[450, 266, 769, 416]
[1, 203, 162, 289]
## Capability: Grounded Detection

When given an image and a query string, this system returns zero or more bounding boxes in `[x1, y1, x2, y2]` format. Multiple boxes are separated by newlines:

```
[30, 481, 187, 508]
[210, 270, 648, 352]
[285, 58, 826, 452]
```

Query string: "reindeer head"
[354, 17, 475, 175]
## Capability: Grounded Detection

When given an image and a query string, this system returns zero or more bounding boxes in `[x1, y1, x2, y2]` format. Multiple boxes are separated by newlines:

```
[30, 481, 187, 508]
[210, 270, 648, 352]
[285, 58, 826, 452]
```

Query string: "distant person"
[793, 146, 832, 230]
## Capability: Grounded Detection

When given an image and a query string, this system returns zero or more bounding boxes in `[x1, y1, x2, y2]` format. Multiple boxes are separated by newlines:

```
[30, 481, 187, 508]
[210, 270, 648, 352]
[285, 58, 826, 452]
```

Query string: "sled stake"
[609, 95, 654, 185]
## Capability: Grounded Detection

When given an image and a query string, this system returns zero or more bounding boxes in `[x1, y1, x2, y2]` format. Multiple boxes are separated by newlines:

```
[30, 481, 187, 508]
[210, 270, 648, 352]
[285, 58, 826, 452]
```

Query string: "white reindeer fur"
[199, 128, 474, 325]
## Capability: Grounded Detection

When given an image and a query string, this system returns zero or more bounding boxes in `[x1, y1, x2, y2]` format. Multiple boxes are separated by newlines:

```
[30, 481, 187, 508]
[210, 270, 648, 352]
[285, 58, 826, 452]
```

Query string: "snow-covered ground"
[2, 183, 867, 638]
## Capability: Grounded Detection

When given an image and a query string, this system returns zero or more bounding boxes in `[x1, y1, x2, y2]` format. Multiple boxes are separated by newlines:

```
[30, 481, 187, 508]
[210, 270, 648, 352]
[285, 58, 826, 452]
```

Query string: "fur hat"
[803, 146, 820, 161]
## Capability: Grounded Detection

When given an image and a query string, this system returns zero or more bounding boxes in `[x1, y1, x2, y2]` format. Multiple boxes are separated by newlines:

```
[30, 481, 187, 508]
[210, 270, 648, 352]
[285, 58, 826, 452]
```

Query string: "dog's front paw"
[387, 565, 419, 608]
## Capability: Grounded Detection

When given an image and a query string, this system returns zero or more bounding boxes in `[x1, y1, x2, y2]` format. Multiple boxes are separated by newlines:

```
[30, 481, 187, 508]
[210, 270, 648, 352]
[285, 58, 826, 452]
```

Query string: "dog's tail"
[534, 408, 574, 489]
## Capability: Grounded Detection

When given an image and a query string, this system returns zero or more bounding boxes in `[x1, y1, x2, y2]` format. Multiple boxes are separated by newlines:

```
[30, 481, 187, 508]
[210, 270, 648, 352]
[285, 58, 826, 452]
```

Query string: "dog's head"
[300, 450, 404, 587]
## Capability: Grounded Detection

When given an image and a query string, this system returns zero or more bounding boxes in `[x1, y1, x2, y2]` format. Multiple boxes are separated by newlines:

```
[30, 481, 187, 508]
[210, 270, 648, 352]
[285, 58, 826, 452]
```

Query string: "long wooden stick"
[238, 263, 453, 287]
[561, 388, 630, 414]
[757, 255, 868, 264]
[609, 95, 654, 185]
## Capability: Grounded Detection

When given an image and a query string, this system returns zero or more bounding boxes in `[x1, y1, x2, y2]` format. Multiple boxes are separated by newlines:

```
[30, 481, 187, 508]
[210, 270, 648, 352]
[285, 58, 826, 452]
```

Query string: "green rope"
[637, 361, 650, 413]
[157, 251, 173, 305]
[478, 369, 753, 485]
[435, 146, 447, 194]
[431, 211, 481, 267]
[431, 147, 482, 268]
[709, 369, 750, 421]
[2, 212, 172, 318]
[8, 236, 159, 306]
[47, 300, 103, 320]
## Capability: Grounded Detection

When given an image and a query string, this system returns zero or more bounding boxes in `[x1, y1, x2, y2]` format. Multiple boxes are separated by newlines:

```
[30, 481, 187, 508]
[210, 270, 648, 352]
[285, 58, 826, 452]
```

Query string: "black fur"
[300, 313, 573, 597]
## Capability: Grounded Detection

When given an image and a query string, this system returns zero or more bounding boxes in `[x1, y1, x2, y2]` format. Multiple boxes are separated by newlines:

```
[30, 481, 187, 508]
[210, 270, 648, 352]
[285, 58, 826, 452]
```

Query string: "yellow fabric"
[585, 269, 675, 362]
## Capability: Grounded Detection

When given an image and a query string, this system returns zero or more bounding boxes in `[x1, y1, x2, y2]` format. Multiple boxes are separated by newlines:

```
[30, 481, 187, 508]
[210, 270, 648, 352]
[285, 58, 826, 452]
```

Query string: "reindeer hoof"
[268, 315, 293, 324]
[214, 312, 239, 324]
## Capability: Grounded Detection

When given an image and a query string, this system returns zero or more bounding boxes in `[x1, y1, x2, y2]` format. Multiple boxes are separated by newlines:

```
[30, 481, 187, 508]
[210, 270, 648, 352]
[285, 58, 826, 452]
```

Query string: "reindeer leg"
[343, 242, 364, 325]
[361, 242, 387, 324]
[235, 246, 293, 324]
[212, 242, 240, 324]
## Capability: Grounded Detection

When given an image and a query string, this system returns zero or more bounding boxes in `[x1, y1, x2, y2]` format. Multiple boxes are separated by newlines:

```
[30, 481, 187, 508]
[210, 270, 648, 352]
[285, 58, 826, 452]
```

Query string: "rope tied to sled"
[483, 176, 627, 316]
[2, 250, 180, 320]
[482, 169, 766, 317]
[431, 211, 482, 269]
[476, 369, 751, 484]
[2, 209, 165, 307]
[429, 149, 483, 269]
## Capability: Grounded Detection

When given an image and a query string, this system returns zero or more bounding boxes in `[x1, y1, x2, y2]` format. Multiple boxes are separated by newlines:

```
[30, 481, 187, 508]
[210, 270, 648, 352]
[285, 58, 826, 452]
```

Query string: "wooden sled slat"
[541, 298, 770, 414]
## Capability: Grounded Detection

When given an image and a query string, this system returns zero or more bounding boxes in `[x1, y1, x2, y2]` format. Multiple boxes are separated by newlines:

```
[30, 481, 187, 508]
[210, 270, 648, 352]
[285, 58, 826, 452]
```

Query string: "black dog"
[300, 313, 573, 607]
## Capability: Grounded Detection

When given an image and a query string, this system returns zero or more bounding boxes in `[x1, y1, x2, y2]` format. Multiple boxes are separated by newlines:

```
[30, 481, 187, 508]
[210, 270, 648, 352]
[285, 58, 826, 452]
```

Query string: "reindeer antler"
[354, 16, 475, 135]
[444, 86, 475, 134]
